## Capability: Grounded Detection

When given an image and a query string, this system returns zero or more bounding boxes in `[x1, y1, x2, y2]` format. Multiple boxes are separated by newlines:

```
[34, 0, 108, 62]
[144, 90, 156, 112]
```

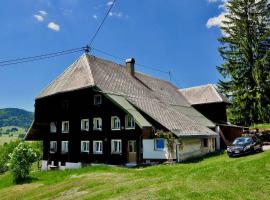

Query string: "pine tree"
[218, 0, 270, 126]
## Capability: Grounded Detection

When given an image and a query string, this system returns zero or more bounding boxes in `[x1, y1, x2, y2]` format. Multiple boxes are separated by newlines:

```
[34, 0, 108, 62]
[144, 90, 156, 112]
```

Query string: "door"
[128, 140, 137, 163]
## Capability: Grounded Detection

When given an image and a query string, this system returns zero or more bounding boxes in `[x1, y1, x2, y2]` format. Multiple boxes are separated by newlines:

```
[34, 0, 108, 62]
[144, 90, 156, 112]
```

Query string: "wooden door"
[128, 140, 137, 163]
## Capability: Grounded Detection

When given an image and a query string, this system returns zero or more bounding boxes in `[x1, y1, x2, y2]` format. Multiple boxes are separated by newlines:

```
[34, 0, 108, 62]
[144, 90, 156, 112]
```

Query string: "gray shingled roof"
[36, 54, 216, 137]
[179, 84, 230, 105]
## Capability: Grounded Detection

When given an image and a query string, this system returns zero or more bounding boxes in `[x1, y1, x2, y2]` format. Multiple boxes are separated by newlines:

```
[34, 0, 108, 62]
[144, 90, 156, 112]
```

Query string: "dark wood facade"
[193, 103, 228, 124]
[34, 87, 146, 165]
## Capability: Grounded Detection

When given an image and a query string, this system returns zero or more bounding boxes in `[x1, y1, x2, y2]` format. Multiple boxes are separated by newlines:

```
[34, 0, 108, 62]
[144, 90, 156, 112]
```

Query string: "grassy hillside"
[0, 126, 26, 146]
[0, 151, 270, 199]
[251, 123, 270, 130]
[0, 108, 33, 128]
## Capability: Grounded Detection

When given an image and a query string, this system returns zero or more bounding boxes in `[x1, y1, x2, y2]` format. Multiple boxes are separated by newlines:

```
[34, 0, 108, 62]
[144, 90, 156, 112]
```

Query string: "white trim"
[93, 140, 103, 154]
[61, 121, 69, 133]
[81, 141, 90, 153]
[93, 117, 102, 131]
[61, 141, 69, 154]
[111, 116, 121, 130]
[81, 119, 89, 131]
[154, 138, 165, 151]
[111, 139, 122, 154]
[50, 141, 57, 153]
[125, 114, 135, 130]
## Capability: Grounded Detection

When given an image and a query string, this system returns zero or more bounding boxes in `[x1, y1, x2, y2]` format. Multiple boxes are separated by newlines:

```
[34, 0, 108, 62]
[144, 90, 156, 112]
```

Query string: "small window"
[50, 141, 57, 153]
[61, 141, 69, 154]
[62, 121, 69, 133]
[155, 138, 165, 151]
[111, 139, 122, 154]
[93, 118, 102, 130]
[94, 94, 102, 105]
[203, 139, 208, 147]
[50, 122, 57, 133]
[111, 116, 120, 130]
[81, 141, 90, 153]
[93, 141, 103, 154]
[125, 115, 135, 129]
[128, 140, 137, 153]
[81, 119, 89, 131]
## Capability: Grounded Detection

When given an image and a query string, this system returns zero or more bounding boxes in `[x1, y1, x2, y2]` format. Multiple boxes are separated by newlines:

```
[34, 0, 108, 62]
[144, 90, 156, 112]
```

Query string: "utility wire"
[0, 48, 84, 67]
[89, 0, 116, 46]
[92, 47, 171, 75]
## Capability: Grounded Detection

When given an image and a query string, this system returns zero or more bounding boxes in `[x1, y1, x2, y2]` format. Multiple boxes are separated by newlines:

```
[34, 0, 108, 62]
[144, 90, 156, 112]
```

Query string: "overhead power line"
[89, 0, 116, 46]
[0, 47, 84, 67]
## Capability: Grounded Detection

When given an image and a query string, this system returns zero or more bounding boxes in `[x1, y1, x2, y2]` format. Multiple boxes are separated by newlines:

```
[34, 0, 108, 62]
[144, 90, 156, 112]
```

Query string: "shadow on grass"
[14, 176, 39, 185]
[181, 150, 226, 164]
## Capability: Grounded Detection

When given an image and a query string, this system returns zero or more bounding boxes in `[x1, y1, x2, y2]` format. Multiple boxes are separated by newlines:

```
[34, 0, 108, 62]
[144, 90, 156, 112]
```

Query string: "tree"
[8, 142, 38, 183]
[217, 0, 270, 126]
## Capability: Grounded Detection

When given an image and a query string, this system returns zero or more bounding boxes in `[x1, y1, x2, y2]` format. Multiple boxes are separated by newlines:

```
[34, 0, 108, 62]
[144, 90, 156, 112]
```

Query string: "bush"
[8, 142, 39, 183]
[0, 140, 20, 174]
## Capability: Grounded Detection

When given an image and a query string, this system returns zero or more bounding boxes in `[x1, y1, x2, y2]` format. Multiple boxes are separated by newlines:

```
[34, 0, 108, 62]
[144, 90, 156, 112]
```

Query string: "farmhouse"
[26, 53, 217, 169]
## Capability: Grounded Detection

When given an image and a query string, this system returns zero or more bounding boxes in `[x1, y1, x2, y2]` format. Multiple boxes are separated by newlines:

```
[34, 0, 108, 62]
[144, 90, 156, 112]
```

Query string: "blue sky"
[0, 0, 226, 111]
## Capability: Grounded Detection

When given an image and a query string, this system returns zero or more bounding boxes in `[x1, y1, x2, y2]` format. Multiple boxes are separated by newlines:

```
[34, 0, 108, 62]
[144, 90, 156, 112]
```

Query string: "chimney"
[125, 58, 135, 76]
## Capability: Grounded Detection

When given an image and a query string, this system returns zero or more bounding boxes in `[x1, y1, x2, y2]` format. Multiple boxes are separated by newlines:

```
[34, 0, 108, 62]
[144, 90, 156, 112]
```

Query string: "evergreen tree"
[218, 0, 270, 126]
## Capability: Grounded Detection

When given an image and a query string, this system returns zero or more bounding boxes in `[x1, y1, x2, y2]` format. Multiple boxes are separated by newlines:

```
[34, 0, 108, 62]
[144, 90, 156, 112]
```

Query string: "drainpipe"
[215, 125, 221, 150]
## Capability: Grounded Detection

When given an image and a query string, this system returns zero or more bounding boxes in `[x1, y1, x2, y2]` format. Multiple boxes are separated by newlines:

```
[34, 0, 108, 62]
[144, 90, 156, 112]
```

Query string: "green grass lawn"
[0, 126, 25, 145]
[0, 151, 270, 200]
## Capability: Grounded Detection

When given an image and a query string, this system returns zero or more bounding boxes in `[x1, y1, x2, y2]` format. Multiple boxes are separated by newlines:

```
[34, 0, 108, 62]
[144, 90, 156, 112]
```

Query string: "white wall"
[143, 139, 176, 159]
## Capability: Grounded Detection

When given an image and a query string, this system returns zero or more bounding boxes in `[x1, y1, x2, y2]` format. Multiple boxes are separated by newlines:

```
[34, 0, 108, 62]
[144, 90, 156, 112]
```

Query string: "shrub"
[0, 140, 20, 174]
[8, 142, 39, 183]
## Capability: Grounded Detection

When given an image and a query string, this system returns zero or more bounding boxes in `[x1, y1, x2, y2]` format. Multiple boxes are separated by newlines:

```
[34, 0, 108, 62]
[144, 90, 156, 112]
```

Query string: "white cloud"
[106, 1, 114, 6]
[34, 14, 44, 22]
[109, 11, 123, 18]
[39, 10, 48, 16]
[48, 22, 60, 31]
[93, 14, 98, 20]
[206, 12, 227, 28]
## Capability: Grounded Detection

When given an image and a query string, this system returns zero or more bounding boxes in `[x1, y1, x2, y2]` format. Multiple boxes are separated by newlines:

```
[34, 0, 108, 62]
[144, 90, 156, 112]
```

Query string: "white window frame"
[61, 141, 69, 154]
[125, 114, 135, 130]
[93, 118, 102, 131]
[111, 139, 122, 154]
[93, 140, 103, 154]
[94, 94, 102, 105]
[154, 138, 165, 151]
[50, 141, 57, 153]
[50, 122, 57, 133]
[61, 121, 69, 133]
[111, 116, 121, 130]
[81, 141, 90, 153]
[81, 119, 89, 131]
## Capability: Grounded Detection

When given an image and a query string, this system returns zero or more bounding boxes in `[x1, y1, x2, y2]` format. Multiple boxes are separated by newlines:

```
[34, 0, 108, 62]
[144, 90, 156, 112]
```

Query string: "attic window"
[94, 94, 102, 105]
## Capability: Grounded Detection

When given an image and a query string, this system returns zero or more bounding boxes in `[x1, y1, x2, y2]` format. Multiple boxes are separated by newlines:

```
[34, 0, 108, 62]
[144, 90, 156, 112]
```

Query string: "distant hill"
[0, 108, 33, 128]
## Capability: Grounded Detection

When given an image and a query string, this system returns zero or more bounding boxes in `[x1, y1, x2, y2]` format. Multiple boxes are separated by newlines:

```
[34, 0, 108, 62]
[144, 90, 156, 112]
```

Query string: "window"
[125, 115, 135, 129]
[93, 118, 102, 130]
[93, 141, 103, 154]
[94, 94, 102, 105]
[61, 141, 69, 154]
[81, 119, 89, 131]
[203, 138, 208, 147]
[155, 138, 165, 151]
[62, 121, 69, 133]
[111, 139, 122, 154]
[50, 122, 57, 133]
[128, 140, 136, 153]
[81, 141, 90, 153]
[50, 141, 57, 153]
[111, 116, 120, 130]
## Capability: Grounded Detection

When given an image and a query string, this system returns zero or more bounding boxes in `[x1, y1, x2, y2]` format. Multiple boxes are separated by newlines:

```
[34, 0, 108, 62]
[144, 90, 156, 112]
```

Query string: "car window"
[232, 137, 252, 145]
